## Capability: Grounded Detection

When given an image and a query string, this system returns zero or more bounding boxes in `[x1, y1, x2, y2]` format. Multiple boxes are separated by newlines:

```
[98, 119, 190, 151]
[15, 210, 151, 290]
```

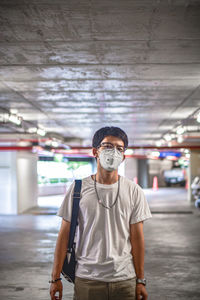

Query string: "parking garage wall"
[0, 150, 38, 215]
[17, 151, 38, 214]
[0, 151, 18, 214]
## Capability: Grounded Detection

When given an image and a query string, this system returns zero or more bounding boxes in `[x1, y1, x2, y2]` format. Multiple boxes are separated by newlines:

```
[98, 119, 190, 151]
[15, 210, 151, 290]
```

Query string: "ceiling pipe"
[0, 145, 200, 152]
[70, 145, 200, 150]
[0, 146, 33, 151]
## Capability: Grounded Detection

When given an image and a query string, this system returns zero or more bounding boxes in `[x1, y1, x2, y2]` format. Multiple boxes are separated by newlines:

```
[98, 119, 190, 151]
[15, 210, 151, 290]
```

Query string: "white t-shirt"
[57, 175, 152, 282]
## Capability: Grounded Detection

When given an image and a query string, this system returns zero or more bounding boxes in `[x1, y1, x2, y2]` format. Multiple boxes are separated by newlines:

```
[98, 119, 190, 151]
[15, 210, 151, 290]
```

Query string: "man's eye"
[117, 147, 124, 152]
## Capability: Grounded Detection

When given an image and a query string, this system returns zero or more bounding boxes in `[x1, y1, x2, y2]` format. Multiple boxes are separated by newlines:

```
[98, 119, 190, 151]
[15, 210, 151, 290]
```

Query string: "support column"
[0, 151, 18, 214]
[16, 151, 38, 214]
[0, 150, 38, 215]
[124, 157, 137, 181]
[137, 159, 149, 188]
[188, 150, 200, 203]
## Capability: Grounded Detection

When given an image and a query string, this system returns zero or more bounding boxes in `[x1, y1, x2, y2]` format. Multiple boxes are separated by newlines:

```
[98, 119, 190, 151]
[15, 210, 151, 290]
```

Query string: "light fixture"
[164, 134, 172, 141]
[51, 141, 59, 147]
[176, 126, 185, 135]
[197, 113, 200, 123]
[8, 114, 21, 125]
[156, 140, 163, 147]
[177, 135, 184, 143]
[27, 127, 37, 133]
[152, 151, 160, 157]
[125, 149, 134, 155]
[0, 113, 8, 121]
[37, 128, 46, 136]
[17, 141, 32, 147]
[184, 149, 190, 154]
[10, 109, 18, 114]
[170, 133, 176, 139]
[45, 140, 52, 146]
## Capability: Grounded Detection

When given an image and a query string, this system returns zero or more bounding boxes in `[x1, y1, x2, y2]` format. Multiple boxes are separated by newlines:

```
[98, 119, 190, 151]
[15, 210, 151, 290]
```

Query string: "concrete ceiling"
[0, 0, 200, 147]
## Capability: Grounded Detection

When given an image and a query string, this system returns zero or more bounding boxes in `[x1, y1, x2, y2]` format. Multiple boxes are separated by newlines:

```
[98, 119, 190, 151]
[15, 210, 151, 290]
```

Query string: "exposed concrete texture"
[0, 188, 200, 299]
[0, 151, 17, 214]
[0, 0, 200, 146]
[0, 151, 38, 215]
[17, 151, 38, 214]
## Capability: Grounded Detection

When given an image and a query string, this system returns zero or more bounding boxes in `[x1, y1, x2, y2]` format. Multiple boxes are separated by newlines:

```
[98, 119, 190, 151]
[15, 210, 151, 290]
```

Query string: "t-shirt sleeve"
[56, 181, 75, 222]
[130, 185, 152, 224]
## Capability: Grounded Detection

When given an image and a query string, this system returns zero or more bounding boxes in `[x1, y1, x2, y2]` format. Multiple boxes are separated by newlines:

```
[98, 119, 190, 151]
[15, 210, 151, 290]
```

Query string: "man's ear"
[92, 147, 98, 158]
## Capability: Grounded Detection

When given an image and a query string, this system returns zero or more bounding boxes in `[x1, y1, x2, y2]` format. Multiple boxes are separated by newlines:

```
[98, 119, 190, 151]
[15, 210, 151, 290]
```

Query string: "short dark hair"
[92, 126, 128, 149]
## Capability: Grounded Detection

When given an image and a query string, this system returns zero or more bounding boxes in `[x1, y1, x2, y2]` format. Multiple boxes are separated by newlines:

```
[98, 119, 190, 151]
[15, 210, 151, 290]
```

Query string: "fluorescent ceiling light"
[125, 149, 134, 155]
[28, 127, 37, 133]
[176, 126, 185, 135]
[37, 128, 46, 136]
[45, 140, 52, 146]
[177, 135, 184, 143]
[8, 114, 21, 125]
[17, 141, 32, 147]
[152, 151, 160, 157]
[184, 149, 190, 153]
[164, 134, 172, 141]
[10, 109, 18, 114]
[155, 140, 162, 147]
[52, 141, 59, 147]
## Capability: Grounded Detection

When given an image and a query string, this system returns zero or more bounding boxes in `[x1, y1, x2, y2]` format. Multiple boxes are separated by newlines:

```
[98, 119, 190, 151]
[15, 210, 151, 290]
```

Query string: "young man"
[50, 126, 152, 300]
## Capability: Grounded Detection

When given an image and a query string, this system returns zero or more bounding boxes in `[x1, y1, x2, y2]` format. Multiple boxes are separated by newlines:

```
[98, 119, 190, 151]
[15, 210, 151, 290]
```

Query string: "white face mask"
[98, 148, 124, 171]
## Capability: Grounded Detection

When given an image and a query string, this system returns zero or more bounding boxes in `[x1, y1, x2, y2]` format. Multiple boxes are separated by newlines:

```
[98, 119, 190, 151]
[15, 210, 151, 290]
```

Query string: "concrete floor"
[0, 188, 200, 299]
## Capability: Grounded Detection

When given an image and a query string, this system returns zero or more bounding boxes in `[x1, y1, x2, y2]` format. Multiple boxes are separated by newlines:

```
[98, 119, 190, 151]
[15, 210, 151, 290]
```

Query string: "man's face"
[93, 135, 125, 159]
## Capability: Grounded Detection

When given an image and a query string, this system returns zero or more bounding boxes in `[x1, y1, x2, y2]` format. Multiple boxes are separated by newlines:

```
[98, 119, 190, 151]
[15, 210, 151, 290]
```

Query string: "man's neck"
[95, 168, 119, 184]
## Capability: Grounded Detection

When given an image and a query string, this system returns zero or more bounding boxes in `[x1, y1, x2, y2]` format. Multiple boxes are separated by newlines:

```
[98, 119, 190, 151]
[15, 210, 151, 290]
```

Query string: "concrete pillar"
[124, 157, 137, 181]
[16, 151, 38, 214]
[188, 150, 200, 203]
[137, 159, 149, 188]
[0, 150, 38, 215]
[0, 151, 18, 214]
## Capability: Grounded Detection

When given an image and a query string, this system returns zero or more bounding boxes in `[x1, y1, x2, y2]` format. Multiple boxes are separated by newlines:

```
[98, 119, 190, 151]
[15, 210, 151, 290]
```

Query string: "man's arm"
[51, 218, 70, 279]
[130, 221, 148, 300]
[50, 219, 70, 300]
[130, 221, 145, 278]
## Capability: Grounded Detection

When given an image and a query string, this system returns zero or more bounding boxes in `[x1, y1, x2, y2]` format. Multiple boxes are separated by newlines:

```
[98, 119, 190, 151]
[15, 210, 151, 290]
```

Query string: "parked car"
[164, 168, 186, 187]
[191, 176, 200, 208]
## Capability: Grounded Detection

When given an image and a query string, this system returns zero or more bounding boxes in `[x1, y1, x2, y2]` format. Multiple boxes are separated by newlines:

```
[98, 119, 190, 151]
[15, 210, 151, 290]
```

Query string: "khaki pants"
[73, 276, 136, 300]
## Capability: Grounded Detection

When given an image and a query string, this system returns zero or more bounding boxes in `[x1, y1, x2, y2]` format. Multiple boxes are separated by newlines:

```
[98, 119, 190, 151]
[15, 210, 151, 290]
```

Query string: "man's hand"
[50, 280, 63, 300]
[136, 283, 148, 300]
[50, 219, 70, 300]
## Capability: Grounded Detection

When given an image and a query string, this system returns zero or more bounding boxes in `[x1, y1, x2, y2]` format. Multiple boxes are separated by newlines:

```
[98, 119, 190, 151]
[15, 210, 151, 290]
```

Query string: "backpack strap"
[67, 180, 82, 256]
